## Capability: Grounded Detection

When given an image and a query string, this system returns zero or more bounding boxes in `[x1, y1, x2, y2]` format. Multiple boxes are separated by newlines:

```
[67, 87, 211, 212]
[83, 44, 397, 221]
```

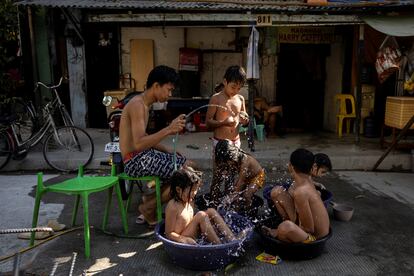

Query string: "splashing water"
[172, 104, 237, 170]
[185, 104, 235, 120]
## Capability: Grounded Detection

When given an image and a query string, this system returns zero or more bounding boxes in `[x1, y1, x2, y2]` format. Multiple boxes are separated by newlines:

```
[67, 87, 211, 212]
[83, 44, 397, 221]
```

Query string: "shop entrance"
[85, 24, 120, 128]
[276, 43, 329, 132]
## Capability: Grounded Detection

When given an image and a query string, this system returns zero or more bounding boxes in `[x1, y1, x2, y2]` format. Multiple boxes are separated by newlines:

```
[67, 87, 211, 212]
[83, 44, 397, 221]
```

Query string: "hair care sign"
[278, 27, 336, 44]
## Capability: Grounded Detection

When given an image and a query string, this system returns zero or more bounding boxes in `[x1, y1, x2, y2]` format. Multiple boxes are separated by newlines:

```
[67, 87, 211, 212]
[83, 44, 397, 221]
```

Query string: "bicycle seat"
[0, 114, 18, 124]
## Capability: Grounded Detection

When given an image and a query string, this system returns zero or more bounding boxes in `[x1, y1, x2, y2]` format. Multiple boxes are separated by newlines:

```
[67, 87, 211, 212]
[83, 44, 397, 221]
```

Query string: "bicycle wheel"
[0, 131, 12, 170]
[12, 99, 37, 142]
[43, 126, 94, 172]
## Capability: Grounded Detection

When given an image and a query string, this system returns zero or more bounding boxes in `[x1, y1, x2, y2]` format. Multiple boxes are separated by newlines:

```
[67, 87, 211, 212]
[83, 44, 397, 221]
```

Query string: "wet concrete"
[1, 169, 414, 275]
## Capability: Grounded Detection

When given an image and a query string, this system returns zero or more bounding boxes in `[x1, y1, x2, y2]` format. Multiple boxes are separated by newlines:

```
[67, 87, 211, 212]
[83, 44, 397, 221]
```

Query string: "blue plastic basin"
[155, 212, 253, 271]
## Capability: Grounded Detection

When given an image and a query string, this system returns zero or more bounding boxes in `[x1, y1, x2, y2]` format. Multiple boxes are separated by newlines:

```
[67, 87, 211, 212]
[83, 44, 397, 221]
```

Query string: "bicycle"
[0, 77, 94, 172]
[0, 96, 38, 144]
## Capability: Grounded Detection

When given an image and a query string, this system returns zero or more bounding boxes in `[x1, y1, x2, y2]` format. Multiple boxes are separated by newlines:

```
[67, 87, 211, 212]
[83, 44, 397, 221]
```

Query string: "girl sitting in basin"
[165, 166, 242, 245]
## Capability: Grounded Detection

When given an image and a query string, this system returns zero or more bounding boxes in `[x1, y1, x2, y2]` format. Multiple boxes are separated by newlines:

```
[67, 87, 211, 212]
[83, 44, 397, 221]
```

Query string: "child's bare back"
[291, 181, 330, 239]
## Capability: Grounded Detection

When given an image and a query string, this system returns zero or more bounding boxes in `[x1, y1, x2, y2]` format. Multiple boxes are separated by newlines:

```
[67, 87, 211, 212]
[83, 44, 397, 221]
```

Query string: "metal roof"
[15, 0, 414, 13]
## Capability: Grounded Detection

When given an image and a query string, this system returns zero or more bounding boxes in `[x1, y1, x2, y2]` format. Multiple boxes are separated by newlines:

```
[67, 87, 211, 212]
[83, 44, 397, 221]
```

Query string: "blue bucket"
[155, 212, 254, 271]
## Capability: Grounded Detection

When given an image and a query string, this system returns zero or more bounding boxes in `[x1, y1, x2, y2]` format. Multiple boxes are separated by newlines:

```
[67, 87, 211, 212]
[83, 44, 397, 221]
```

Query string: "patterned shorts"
[124, 148, 186, 179]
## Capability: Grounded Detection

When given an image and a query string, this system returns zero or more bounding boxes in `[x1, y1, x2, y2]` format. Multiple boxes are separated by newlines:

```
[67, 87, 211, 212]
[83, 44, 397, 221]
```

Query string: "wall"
[324, 41, 344, 132]
[121, 27, 184, 76]
[121, 27, 277, 99]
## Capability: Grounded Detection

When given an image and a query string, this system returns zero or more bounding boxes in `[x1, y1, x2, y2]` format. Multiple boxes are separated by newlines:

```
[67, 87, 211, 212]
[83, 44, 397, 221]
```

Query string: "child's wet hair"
[290, 148, 314, 174]
[223, 65, 247, 86]
[314, 153, 332, 171]
[169, 167, 203, 203]
[214, 139, 245, 165]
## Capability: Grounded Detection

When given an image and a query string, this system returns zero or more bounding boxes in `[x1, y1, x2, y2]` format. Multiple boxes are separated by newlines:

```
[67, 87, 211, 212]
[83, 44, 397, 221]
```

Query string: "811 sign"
[256, 15, 272, 26]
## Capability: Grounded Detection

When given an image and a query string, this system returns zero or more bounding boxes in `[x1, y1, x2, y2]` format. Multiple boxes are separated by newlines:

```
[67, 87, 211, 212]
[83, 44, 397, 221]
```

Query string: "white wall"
[324, 42, 344, 132]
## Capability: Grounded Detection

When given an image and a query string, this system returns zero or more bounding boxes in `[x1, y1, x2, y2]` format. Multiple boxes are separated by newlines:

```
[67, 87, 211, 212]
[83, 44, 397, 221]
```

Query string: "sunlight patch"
[117, 252, 137, 258]
[146, 241, 163, 251]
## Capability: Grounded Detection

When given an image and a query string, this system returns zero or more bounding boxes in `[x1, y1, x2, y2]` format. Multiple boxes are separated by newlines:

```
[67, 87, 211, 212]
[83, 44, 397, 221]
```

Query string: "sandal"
[47, 219, 66, 232]
[135, 214, 146, 225]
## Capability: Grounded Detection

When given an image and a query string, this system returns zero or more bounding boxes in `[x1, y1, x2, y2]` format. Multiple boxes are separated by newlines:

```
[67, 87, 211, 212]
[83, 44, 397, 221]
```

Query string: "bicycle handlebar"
[35, 76, 67, 90]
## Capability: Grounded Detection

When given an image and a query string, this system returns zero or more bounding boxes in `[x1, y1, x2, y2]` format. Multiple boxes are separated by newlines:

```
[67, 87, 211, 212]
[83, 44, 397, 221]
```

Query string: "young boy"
[263, 152, 332, 221]
[214, 139, 265, 216]
[263, 149, 330, 243]
[205, 65, 249, 205]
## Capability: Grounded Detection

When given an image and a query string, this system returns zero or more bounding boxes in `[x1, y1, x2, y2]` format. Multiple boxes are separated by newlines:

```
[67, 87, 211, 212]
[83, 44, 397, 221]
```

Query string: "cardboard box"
[384, 96, 414, 129]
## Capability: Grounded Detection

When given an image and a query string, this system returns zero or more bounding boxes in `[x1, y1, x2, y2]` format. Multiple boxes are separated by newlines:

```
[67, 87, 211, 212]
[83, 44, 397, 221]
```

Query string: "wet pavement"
[1, 169, 414, 275]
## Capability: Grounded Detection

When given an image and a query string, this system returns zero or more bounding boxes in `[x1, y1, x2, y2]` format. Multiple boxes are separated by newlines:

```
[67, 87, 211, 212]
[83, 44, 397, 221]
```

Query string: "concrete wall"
[120, 26, 275, 100]
[324, 42, 344, 132]
[120, 26, 341, 131]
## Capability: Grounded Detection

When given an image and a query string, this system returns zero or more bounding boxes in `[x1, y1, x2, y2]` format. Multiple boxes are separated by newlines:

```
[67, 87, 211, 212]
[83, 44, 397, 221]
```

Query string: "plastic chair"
[30, 166, 128, 258]
[111, 164, 162, 223]
[335, 94, 356, 138]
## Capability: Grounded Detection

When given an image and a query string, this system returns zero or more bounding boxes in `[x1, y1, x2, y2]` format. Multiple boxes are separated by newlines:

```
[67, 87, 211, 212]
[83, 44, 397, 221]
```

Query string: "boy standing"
[263, 149, 330, 243]
[205, 65, 249, 205]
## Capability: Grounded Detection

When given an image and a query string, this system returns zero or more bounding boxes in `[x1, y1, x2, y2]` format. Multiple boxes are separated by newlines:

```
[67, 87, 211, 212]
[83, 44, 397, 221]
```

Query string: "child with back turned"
[165, 167, 240, 245]
[263, 152, 332, 221]
[263, 149, 330, 243]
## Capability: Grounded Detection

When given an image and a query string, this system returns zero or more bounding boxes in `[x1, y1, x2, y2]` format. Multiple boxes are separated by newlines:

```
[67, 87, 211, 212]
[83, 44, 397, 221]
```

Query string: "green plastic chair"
[30, 166, 129, 258]
[112, 164, 162, 222]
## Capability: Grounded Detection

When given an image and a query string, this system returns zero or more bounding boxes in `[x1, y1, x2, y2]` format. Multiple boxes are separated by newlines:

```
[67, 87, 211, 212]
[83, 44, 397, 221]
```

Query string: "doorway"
[276, 43, 329, 132]
[85, 24, 120, 128]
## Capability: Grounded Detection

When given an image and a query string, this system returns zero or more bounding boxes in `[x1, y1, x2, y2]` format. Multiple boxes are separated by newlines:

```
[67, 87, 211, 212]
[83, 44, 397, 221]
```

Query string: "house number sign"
[256, 15, 272, 26]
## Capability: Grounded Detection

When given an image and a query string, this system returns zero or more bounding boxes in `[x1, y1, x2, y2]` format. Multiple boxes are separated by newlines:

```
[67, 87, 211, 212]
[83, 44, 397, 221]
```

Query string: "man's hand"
[167, 114, 186, 134]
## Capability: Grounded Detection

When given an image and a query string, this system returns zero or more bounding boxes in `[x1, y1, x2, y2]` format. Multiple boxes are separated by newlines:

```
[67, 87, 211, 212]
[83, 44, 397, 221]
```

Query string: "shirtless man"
[205, 65, 249, 206]
[263, 149, 330, 243]
[119, 65, 194, 226]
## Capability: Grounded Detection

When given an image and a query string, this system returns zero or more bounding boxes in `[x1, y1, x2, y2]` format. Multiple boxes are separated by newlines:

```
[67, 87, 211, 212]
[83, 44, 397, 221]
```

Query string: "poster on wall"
[278, 27, 336, 44]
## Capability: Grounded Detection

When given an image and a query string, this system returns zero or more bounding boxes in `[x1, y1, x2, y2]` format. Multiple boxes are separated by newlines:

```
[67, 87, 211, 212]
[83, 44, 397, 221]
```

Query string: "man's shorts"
[124, 148, 186, 179]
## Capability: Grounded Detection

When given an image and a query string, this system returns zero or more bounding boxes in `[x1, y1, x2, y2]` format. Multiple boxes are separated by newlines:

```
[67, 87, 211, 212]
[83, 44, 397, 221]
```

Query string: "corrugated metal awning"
[362, 14, 414, 37]
[15, 0, 414, 13]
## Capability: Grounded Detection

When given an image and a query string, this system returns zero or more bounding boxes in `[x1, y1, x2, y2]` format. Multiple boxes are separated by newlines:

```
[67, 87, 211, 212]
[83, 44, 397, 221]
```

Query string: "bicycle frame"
[36, 77, 74, 127]
[11, 109, 58, 154]
[10, 77, 74, 153]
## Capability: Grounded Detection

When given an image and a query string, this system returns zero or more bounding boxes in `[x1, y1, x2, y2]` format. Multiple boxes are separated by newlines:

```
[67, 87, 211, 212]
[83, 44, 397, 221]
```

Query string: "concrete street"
[0, 129, 414, 275]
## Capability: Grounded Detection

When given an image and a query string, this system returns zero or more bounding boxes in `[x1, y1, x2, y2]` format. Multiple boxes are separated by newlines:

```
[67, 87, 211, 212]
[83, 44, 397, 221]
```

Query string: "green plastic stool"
[112, 164, 162, 222]
[30, 166, 129, 258]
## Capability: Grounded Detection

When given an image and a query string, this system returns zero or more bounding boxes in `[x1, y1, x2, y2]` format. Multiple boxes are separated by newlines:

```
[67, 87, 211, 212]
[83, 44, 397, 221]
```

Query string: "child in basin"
[262, 149, 330, 243]
[214, 139, 265, 216]
[165, 166, 242, 245]
[264, 152, 332, 221]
